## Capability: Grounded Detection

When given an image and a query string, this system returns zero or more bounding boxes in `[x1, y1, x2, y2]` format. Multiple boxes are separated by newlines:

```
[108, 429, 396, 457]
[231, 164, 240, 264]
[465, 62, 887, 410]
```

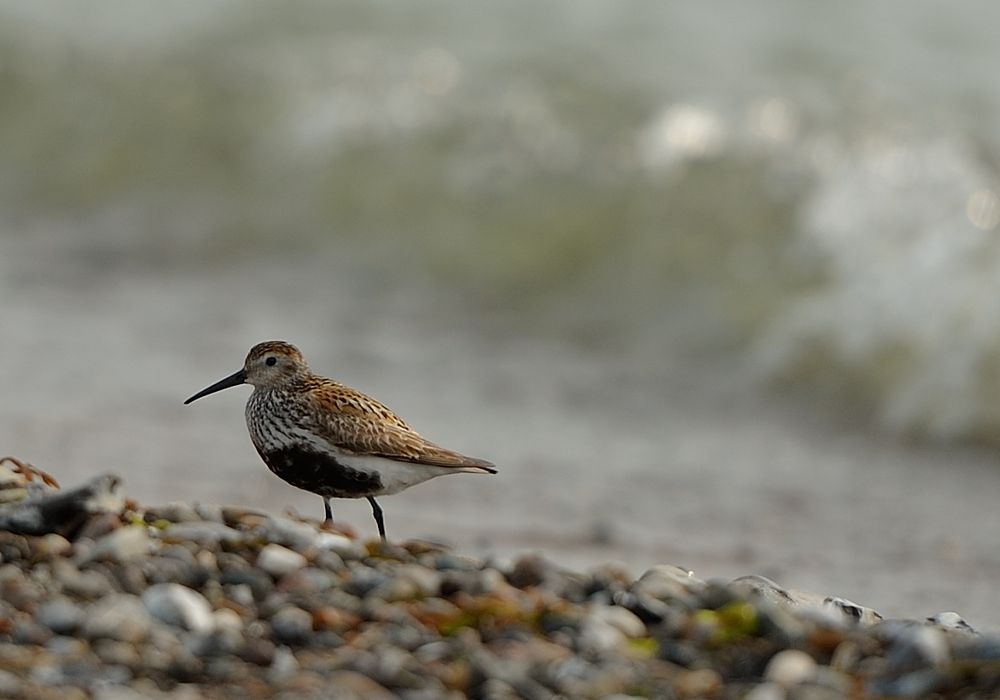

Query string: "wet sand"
[4, 244, 1000, 629]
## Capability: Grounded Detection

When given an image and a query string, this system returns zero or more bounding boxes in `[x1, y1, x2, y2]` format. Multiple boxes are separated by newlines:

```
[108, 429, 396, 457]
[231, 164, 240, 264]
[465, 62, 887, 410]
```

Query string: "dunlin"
[184, 341, 496, 540]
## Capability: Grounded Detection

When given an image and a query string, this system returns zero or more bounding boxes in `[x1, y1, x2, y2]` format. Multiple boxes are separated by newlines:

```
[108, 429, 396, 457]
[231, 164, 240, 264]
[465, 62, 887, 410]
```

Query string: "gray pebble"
[161, 521, 244, 546]
[268, 645, 299, 684]
[261, 516, 319, 550]
[346, 568, 387, 597]
[37, 597, 83, 635]
[221, 568, 273, 600]
[0, 669, 21, 697]
[145, 502, 201, 524]
[271, 605, 313, 644]
[56, 564, 113, 599]
[883, 623, 950, 672]
[635, 565, 705, 601]
[729, 575, 794, 607]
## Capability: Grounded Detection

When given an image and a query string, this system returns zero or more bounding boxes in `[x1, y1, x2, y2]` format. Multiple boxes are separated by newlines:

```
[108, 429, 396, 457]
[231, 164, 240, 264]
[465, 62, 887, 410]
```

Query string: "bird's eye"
[265, 357, 277, 366]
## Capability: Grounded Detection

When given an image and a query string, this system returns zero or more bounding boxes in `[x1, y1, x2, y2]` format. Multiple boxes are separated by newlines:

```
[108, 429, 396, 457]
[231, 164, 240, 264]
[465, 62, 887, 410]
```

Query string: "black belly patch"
[259, 446, 383, 499]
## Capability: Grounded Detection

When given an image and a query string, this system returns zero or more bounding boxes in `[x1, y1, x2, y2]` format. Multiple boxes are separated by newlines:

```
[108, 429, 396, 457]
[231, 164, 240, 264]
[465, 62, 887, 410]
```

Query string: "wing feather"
[304, 381, 497, 472]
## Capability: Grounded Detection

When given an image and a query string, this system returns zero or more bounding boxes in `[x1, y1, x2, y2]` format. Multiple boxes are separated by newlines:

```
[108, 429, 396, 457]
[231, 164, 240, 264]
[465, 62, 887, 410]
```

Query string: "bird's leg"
[367, 496, 386, 542]
[323, 497, 333, 525]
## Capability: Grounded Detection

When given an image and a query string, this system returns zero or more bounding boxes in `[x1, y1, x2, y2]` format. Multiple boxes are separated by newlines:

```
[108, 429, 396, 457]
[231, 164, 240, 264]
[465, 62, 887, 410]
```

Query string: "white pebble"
[78, 526, 149, 565]
[213, 608, 244, 633]
[590, 605, 646, 638]
[257, 543, 307, 577]
[764, 649, 817, 687]
[744, 682, 786, 700]
[313, 532, 365, 558]
[142, 583, 214, 634]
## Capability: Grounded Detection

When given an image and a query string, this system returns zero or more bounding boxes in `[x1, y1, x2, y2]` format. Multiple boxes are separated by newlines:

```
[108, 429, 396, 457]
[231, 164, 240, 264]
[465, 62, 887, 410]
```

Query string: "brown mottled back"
[302, 379, 496, 471]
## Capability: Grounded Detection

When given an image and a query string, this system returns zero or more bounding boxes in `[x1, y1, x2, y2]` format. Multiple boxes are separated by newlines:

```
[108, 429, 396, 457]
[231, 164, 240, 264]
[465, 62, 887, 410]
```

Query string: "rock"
[635, 565, 705, 600]
[927, 611, 975, 633]
[37, 598, 84, 635]
[744, 682, 786, 700]
[78, 526, 149, 565]
[590, 605, 646, 638]
[160, 521, 244, 546]
[883, 623, 950, 673]
[35, 533, 72, 558]
[0, 473, 123, 536]
[0, 669, 21, 697]
[277, 567, 336, 596]
[257, 544, 307, 577]
[371, 577, 420, 602]
[313, 532, 366, 559]
[193, 503, 225, 522]
[260, 516, 319, 550]
[673, 668, 723, 698]
[729, 575, 795, 607]
[323, 670, 395, 700]
[345, 568, 387, 597]
[12, 619, 50, 645]
[268, 644, 299, 684]
[270, 606, 314, 644]
[82, 594, 152, 643]
[57, 565, 113, 599]
[764, 649, 817, 687]
[220, 568, 273, 600]
[579, 614, 626, 653]
[506, 553, 552, 588]
[142, 583, 214, 634]
[395, 564, 443, 597]
[822, 597, 882, 625]
[144, 502, 201, 524]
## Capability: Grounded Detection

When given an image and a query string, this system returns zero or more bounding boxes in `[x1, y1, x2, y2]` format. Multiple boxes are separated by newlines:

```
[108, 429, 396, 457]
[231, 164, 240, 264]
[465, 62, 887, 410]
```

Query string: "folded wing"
[306, 382, 497, 472]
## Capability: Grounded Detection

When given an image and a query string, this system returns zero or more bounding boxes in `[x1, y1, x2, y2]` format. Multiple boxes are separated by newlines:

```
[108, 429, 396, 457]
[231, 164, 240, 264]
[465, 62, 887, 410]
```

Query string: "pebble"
[0, 669, 21, 697]
[268, 645, 299, 684]
[744, 682, 785, 700]
[161, 522, 244, 546]
[883, 623, 950, 672]
[142, 583, 215, 634]
[36, 598, 83, 635]
[313, 532, 366, 559]
[928, 611, 976, 633]
[78, 526, 149, 565]
[270, 606, 313, 644]
[145, 502, 202, 524]
[3, 471, 1000, 698]
[589, 605, 646, 638]
[256, 544, 307, 577]
[81, 594, 152, 643]
[764, 649, 817, 686]
[259, 516, 318, 550]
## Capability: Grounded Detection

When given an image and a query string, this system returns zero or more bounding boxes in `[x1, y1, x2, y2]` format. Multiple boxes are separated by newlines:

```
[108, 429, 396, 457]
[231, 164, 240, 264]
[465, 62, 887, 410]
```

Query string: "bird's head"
[184, 340, 310, 404]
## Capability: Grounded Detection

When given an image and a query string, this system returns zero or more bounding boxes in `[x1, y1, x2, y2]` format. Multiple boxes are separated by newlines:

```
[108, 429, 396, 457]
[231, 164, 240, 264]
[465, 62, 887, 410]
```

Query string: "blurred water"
[3, 1, 1000, 625]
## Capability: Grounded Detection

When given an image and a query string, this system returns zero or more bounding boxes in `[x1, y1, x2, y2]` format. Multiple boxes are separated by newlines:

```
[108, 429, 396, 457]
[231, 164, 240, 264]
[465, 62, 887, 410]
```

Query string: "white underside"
[250, 422, 473, 496]
[335, 453, 462, 495]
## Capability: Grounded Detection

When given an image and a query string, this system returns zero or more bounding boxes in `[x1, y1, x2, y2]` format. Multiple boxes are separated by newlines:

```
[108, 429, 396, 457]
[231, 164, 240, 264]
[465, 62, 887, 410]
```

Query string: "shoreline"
[0, 467, 996, 699]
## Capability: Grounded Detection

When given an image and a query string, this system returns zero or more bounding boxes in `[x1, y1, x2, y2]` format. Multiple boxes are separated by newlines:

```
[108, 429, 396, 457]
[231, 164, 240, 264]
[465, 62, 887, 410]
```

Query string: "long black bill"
[184, 369, 247, 405]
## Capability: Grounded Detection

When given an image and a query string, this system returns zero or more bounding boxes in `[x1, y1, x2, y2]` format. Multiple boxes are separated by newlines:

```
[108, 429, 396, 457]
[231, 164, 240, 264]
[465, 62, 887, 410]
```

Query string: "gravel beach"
[1, 463, 997, 699]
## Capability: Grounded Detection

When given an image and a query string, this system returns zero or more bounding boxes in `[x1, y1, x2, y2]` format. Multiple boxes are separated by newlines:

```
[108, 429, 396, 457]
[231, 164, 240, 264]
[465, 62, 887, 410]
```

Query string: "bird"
[184, 341, 496, 541]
